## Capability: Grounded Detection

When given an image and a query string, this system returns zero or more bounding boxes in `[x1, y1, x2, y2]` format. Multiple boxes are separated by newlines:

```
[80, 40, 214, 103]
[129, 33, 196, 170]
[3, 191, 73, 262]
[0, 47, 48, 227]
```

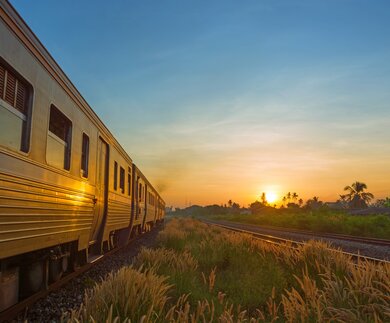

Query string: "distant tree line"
[171, 203, 244, 217]
[168, 181, 389, 216]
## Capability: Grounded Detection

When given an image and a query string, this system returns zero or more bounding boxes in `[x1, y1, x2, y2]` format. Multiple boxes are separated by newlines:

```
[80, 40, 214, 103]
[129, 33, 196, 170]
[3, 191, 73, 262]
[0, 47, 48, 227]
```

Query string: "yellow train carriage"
[0, 6, 96, 260]
[0, 0, 165, 312]
[0, 0, 140, 311]
[144, 179, 158, 230]
[130, 165, 161, 234]
[130, 165, 146, 235]
[103, 150, 133, 249]
[156, 195, 166, 222]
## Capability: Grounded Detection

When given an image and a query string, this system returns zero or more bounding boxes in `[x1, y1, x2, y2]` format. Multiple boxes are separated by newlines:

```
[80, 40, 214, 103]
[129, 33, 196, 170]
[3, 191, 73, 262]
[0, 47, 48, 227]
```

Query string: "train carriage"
[0, 0, 165, 312]
[131, 165, 147, 235]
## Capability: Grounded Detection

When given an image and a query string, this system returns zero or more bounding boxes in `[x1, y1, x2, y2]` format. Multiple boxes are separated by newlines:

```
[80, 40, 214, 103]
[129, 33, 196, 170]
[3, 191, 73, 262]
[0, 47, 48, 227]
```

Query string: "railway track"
[202, 218, 390, 247]
[0, 228, 159, 323]
[201, 219, 390, 265]
[242, 223, 390, 246]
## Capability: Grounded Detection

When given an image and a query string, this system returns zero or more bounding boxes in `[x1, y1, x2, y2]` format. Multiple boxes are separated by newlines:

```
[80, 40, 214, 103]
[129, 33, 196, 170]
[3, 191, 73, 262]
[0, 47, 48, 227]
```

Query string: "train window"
[139, 183, 142, 201]
[120, 166, 125, 193]
[127, 168, 131, 196]
[114, 161, 118, 190]
[47, 105, 72, 170]
[0, 60, 32, 152]
[81, 133, 89, 177]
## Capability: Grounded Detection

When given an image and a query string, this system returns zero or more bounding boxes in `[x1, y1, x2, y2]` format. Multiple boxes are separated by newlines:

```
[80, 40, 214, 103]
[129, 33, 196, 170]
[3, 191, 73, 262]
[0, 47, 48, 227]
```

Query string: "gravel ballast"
[17, 225, 163, 323]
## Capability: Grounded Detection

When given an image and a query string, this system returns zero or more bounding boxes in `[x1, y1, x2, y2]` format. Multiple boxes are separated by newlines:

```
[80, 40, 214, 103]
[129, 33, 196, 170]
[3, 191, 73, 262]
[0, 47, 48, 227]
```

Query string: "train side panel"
[133, 167, 146, 231]
[102, 149, 132, 243]
[0, 14, 98, 259]
[0, 0, 165, 312]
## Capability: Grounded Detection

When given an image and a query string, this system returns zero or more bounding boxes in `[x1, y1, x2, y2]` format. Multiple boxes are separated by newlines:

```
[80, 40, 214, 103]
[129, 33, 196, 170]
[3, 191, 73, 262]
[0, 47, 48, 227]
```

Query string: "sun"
[266, 191, 277, 203]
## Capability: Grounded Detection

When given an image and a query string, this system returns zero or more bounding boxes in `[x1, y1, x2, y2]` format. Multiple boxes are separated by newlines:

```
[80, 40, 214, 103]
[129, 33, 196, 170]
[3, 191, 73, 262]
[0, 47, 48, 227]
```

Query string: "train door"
[90, 137, 109, 243]
[154, 194, 157, 222]
[142, 184, 148, 230]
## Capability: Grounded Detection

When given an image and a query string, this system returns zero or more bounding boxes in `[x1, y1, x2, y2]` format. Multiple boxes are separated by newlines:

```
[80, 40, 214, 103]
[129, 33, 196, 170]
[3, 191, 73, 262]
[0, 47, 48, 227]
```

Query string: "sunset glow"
[14, 1, 390, 208]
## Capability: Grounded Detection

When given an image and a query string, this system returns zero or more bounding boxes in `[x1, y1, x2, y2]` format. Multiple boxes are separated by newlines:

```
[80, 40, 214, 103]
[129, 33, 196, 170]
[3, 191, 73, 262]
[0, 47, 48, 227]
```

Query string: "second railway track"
[201, 219, 390, 265]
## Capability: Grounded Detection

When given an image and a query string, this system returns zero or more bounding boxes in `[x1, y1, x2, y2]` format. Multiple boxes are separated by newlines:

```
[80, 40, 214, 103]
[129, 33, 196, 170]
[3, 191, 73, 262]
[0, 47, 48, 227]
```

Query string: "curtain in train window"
[127, 167, 131, 196]
[46, 105, 72, 170]
[120, 167, 125, 193]
[0, 61, 31, 152]
[114, 161, 118, 190]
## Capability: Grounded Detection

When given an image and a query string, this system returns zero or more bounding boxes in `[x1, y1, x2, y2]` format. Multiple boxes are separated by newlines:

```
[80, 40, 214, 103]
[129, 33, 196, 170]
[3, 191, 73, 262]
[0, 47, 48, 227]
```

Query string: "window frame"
[46, 104, 72, 171]
[114, 161, 118, 190]
[0, 57, 33, 154]
[81, 133, 89, 178]
[127, 167, 131, 197]
[119, 166, 125, 194]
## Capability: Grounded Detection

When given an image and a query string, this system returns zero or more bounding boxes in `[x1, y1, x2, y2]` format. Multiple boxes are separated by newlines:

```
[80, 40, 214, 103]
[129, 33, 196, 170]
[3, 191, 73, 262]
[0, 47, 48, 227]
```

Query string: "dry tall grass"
[67, 218, 390, 322]
[65, 267, 171, 323]
[134, 247, 198, 273]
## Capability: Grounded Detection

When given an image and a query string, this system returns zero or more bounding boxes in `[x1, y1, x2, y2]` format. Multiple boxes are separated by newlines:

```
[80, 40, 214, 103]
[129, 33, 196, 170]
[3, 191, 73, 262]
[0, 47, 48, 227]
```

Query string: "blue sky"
[11, 0, 390, 206]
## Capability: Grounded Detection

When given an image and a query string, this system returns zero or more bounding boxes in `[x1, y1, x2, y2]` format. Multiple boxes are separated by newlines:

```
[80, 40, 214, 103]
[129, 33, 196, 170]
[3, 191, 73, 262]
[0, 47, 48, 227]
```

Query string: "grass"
[66, 218, 390, 322]
[204, 210, 390, 239]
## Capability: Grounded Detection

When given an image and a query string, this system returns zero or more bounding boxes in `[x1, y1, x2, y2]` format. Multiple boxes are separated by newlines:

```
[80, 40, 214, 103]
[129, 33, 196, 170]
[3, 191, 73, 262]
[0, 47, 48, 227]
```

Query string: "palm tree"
[260, 192, 267, 205]
[282, 196, 287, 207]
[343, 181, 374, 208]
[292, 192, 298, 202]
[228, 199, 233, 208]
[305, 196, 323, 210]
[298, 198, 303, 207]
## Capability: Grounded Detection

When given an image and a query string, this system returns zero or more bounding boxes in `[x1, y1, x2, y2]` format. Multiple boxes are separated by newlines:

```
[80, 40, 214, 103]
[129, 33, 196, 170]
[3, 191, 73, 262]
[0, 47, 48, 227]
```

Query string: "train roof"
[1, 0, 165, 203]
[133, 164, 158, 195]
[133, 164, 165, 202]
[1, 0, 132, 164]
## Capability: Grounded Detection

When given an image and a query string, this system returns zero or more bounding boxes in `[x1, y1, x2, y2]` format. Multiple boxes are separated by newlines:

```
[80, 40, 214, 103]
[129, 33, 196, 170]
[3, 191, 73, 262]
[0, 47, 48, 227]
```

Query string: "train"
[0, 0, 165, 311]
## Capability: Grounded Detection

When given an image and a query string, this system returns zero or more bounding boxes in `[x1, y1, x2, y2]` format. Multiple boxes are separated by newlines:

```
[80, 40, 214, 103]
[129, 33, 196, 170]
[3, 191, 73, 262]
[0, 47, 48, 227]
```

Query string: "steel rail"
[202, 220, 390, 266]
[203, 218, 390, 247]
[249, 223, 390, 246]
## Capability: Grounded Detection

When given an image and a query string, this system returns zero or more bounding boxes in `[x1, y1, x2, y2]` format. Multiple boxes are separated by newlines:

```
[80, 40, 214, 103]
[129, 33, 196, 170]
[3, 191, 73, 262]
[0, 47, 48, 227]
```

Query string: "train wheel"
[20, 261, 44, 296]
[70, 250, 86, 272]
[49, 258, 63, 283]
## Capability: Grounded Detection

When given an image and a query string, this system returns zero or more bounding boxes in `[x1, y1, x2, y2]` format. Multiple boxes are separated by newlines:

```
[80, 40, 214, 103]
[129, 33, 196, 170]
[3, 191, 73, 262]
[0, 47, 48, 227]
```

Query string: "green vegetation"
[169, 181, 390, 239]
[67, 218, 390, 322]
[205, 211, 390, 239]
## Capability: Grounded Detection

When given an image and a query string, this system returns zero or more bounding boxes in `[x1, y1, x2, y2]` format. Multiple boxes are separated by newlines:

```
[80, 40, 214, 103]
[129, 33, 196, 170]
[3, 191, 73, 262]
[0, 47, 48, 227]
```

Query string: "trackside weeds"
[65, 218, 390, 322]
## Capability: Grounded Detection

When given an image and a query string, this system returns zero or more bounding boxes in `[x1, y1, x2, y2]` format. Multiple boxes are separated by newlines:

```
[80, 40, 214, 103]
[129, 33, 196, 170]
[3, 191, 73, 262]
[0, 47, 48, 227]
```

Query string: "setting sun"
[266, 192, 277, 204]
